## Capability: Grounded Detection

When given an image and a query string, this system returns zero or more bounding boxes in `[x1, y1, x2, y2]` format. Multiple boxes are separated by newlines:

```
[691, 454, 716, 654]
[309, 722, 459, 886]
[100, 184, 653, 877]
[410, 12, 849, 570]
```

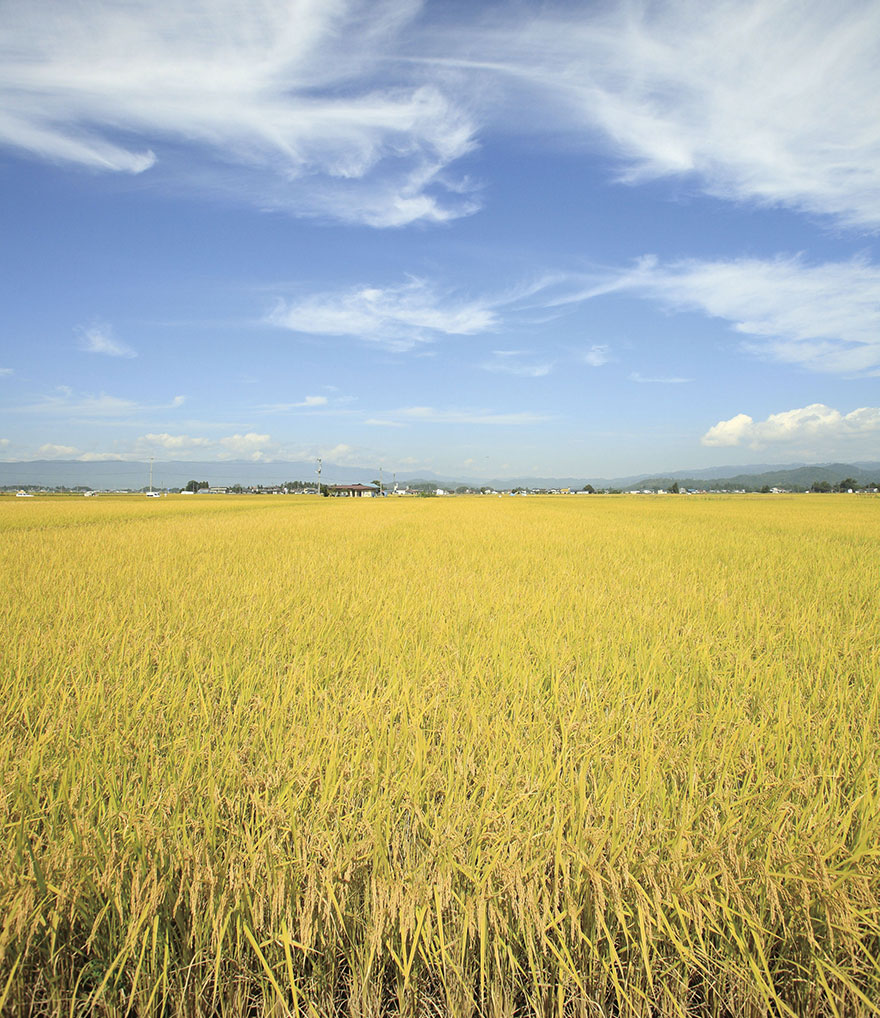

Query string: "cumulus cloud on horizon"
[136, 431, 273, 461]
[37, 443, 78, 458]
[702, 403, 880, 448]
[140, 433, 212, 450]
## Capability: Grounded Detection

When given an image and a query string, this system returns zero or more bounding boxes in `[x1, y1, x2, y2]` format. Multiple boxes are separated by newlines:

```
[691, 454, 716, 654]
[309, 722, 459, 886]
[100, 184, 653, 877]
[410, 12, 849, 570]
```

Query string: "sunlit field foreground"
[2, 494, 879, 1017]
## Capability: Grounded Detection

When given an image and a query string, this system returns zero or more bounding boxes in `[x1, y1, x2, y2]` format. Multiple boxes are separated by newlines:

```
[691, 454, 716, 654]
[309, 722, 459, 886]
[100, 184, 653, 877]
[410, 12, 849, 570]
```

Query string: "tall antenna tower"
[315, 457, 322, 492]
[145, 456, 161, 497]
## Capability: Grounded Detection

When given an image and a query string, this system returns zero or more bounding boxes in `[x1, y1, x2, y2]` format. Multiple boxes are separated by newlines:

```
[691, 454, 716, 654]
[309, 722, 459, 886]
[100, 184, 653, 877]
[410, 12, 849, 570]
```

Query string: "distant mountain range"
[632, 463, 880, 491]
[3, 458, 880, 491]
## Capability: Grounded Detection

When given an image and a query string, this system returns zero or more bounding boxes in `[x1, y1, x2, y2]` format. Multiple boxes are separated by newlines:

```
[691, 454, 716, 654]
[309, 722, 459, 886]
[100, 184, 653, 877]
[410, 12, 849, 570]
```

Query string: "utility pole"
[379, 465, 383, 495]
[315, 457, 322, 494]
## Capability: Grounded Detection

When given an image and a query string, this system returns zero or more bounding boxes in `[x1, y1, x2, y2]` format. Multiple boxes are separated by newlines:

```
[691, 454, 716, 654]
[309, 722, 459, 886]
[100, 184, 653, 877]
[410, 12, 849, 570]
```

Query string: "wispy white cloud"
[614, 254, 880, 375]
[258, 395, 334, 412]
[17, 388, 185, 417]
[440, 0, 880, 230]
[0, 0, 477, 227]
[76, 322, 137, 358]
[268, 277, 499, 350]
[702, 404, 880, 449]
[269, 252, 880, 376]
[0, 368, 13, 376]
[582, 344, 611, 367]
[629, 371, 692, 384]
[5, 2, 879, 231]
[482, 350, 553, 377]
[372, 405, 550, 426]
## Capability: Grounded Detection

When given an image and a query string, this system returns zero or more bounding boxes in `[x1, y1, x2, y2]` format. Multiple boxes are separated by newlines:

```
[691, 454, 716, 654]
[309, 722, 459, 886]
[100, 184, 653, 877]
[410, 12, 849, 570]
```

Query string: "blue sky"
[1, 0, 879, 478]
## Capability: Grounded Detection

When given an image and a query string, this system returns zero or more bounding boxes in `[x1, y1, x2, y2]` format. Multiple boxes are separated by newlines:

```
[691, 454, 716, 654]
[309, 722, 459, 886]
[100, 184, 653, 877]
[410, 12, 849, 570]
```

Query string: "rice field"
[1, 493, 879, 1017]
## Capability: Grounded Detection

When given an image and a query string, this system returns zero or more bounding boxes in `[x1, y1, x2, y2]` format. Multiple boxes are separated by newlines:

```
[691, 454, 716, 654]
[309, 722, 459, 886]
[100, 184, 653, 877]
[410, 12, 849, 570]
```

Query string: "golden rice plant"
[1, 493, 878, 1016]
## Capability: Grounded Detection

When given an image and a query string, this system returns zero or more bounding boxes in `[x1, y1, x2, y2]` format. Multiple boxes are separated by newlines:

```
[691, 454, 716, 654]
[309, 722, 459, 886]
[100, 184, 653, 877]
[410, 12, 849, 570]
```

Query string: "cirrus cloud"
[629, 371, 692, 384]
[76, 322, 137, 358]
[444, 0, 880, 230]
[370, 405, 550, 426]
[268, 277, 499, 351]
[482, 350, 553, 377]
[17, 389, 186, 417]
[582, 345, 611, 368]
[4, 1, 880, 233]
[0, 0, 477, 227]
[585, 254, 880, 376]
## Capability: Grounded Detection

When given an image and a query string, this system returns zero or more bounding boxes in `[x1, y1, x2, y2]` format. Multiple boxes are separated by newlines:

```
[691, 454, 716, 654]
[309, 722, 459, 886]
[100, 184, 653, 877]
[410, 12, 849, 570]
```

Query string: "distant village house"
[328, 483, 379, 498]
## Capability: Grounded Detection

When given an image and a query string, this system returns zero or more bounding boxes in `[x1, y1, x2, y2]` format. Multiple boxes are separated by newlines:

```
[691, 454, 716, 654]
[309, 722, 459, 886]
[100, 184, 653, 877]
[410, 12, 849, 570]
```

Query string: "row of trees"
[185, 480, 319, 494]
[809, 478, 876, 492]
[187, 477, 878, 496]
[579, 479, 880, 494]
[580, 483, 678, 494]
